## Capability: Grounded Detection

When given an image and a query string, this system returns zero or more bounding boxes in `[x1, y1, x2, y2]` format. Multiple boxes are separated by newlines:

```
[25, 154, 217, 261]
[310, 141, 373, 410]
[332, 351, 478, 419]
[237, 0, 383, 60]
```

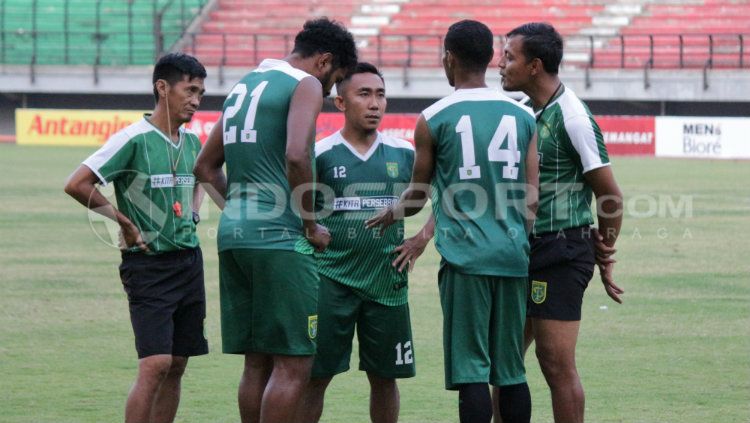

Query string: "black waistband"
[121, 246, 200, 261]
[531, 225, 593, 241]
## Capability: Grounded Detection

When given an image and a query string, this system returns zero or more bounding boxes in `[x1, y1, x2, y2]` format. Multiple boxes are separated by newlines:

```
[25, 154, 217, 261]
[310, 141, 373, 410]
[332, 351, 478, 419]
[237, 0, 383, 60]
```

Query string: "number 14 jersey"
[423, 87, 536, 277]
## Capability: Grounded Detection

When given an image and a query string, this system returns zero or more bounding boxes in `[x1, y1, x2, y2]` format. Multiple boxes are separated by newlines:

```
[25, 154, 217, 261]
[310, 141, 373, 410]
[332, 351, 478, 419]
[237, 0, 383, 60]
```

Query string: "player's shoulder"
[107, 117, 151, 145]
[315, 131, 345, 158]
[422, 88, 533, 121]
[557, 87, 591, 121]
[380, 132, 414, 152]
[253, 58, 311, 82]
[182, 126, 202, 149]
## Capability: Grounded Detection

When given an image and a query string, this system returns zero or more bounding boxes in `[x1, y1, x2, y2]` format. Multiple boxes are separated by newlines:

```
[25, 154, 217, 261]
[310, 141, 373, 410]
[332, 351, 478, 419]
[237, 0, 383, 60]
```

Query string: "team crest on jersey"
[386, 162, 399, 178]
[308, 315, 318, 339]
[540, 125, 551, 140]
[531, 280, 547, 304]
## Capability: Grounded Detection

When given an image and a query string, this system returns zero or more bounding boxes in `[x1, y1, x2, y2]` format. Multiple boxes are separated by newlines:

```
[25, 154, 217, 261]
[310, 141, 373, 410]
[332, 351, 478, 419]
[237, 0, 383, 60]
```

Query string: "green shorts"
[219, 248, 319, 356]
[438, 263, 527, 390]
[311, 274, 415, 379]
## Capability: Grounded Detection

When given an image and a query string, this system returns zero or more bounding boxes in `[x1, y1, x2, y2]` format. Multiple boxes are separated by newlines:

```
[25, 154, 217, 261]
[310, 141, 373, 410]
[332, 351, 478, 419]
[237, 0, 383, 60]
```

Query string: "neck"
[284, 53, 314, 75]
[526, 74, 562, 109]
[453, 71, 488, 91]
[149, 107, 181, 142]
[341, 126, 378, 154]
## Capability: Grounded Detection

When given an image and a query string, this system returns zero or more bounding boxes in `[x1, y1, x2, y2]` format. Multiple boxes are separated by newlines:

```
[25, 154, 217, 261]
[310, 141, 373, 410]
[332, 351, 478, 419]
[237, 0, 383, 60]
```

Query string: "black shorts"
[119, 247, 208, 359]
[527, 226, 596, 321]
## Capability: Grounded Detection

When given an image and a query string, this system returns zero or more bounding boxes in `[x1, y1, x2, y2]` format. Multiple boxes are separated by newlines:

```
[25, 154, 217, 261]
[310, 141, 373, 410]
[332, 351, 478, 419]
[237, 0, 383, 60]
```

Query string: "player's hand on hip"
[305, 223, 331, 253]
[599, 262, 624, 304]
[365, 206, 395, 230]
[392, 231, 430, 273]
[119, 222, 150, 253]
[593, 227, 617, 265]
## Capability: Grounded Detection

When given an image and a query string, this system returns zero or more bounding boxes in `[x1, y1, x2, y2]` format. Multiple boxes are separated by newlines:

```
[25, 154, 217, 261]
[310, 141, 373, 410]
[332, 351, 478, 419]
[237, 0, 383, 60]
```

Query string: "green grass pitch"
[1, 145, 748, 422]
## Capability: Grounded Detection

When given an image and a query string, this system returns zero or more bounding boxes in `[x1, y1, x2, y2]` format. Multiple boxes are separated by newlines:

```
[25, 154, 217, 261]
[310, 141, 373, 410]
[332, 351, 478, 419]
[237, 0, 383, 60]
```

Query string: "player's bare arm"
[366, 114, 434, 230]
[193, 116, 227, 210]
[585, 165, 624, 303]
[392, 214, 435, 273]
[64, 166, 148, 252]
[287, 75, 330, 252]
[525, 130, 540, 234]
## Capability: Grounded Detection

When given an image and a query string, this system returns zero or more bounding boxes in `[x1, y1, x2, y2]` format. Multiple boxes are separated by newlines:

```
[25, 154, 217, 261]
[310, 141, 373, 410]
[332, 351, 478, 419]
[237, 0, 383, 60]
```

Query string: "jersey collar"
[143, 114, 183, 149]
[337, 130, 382, 162]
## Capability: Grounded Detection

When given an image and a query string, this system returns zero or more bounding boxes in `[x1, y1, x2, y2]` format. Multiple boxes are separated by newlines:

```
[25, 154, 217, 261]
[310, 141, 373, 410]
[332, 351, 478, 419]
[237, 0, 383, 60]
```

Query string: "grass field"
[1, 145, 749, 423]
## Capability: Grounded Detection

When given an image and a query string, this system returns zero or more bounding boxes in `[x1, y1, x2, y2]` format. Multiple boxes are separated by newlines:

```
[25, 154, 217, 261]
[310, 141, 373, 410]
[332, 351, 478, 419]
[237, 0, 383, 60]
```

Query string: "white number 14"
[456, 114, 520, 180]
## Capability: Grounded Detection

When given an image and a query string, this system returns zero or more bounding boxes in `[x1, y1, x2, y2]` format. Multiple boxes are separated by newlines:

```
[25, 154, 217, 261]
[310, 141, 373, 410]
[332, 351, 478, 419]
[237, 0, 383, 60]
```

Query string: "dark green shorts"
[219, 248, 319, 356]
[311, 275, 415, 379]
[438, 264, 527, 390]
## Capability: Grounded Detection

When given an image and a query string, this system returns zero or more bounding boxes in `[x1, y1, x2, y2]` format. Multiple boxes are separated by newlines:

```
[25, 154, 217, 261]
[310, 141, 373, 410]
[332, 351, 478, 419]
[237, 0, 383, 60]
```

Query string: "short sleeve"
[82, 131, 137, 185]
[564, 114, 610, 173]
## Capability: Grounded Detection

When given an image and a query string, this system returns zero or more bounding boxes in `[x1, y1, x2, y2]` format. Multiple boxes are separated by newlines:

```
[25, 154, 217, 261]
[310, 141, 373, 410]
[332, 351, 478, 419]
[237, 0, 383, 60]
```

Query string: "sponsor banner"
[655, 117, 750, 159]
[16, 109, 145, 146]
[185, 111, 221, 143]
[597, 116, 655, 156]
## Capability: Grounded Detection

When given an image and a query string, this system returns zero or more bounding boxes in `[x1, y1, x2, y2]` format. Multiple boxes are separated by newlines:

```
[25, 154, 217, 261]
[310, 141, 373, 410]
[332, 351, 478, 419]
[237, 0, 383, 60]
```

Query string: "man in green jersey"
[193, 18, 357, 423]
[493, 23, 624, 423]
[64, 53, 207, 423]
[368, 20, 539, 423]
[298, 62, 415, 423]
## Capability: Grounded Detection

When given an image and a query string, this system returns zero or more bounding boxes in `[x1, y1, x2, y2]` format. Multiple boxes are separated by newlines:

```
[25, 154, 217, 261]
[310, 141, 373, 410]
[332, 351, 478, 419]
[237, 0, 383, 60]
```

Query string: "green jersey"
[82, 115, 201, 253]
[218, 59, 314, 253]
[423, 87, 536, 277]
[315, 131, 414, 306]
[523, 86, 610, 235]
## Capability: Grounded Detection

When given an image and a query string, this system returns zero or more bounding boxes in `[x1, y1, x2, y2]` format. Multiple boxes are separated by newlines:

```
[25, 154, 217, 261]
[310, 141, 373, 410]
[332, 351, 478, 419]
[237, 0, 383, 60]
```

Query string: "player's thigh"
[358, 300, 415, 379]
[120, 253, 182, 358]
[438, 264, 493, 389]
[489, 276, 527, 387]
[251, 249, 319, 356]
[311, 275, 360, 378]
[218, 249, 255, 354]
[530, 318, 581, 369]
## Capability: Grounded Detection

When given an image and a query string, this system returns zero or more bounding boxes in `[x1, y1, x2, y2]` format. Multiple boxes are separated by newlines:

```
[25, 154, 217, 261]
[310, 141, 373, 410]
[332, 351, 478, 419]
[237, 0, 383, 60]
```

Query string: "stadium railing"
[0, 0, 208, 66]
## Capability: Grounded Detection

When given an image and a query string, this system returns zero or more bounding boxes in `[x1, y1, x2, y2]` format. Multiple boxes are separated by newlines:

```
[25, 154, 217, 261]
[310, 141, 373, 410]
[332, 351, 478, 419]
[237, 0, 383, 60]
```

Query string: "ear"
[317, 52, 334, 72]
[155, 79, 169, 98]
[333, 95, 345, 112]
[529, 58, 543, 76]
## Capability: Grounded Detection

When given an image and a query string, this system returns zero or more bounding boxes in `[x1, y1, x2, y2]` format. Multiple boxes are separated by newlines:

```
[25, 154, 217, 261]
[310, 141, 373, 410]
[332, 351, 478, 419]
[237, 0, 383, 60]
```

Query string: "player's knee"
[168, 357, 188, 378]
[535, 347, 577, 384]
[273, 355, 314, 381]
[367, 373, 397, 393]
[139, 355, 173, 382]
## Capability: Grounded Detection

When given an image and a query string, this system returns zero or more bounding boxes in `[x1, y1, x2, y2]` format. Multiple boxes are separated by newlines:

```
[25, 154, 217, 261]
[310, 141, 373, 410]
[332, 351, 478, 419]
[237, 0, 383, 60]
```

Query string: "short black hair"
[292, 17, 358, 72]
[336, 62, 384, 92]
[506, 22, 563, 74]
[152, 52, 207, 101]
[444, 20, 494, 73]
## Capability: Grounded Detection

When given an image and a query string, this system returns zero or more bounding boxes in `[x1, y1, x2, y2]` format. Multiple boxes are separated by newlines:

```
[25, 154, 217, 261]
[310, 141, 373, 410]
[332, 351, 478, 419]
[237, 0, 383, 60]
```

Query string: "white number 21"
[456, 114, 520, 180]
[223, 81, 269, 145]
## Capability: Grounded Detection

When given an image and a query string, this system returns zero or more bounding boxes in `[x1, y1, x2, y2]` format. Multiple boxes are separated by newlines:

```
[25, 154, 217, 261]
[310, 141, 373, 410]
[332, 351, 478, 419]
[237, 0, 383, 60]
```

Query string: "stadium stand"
[183, 0, 748, 70]
[0, 0, 746, 70]
[0, 0, 207, 65]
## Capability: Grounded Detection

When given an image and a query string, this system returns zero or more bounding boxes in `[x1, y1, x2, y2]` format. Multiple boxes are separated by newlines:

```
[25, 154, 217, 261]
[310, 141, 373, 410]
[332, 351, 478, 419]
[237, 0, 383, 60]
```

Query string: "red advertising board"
[597, 116, 655, 156]
[187, 111, 653, 156]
